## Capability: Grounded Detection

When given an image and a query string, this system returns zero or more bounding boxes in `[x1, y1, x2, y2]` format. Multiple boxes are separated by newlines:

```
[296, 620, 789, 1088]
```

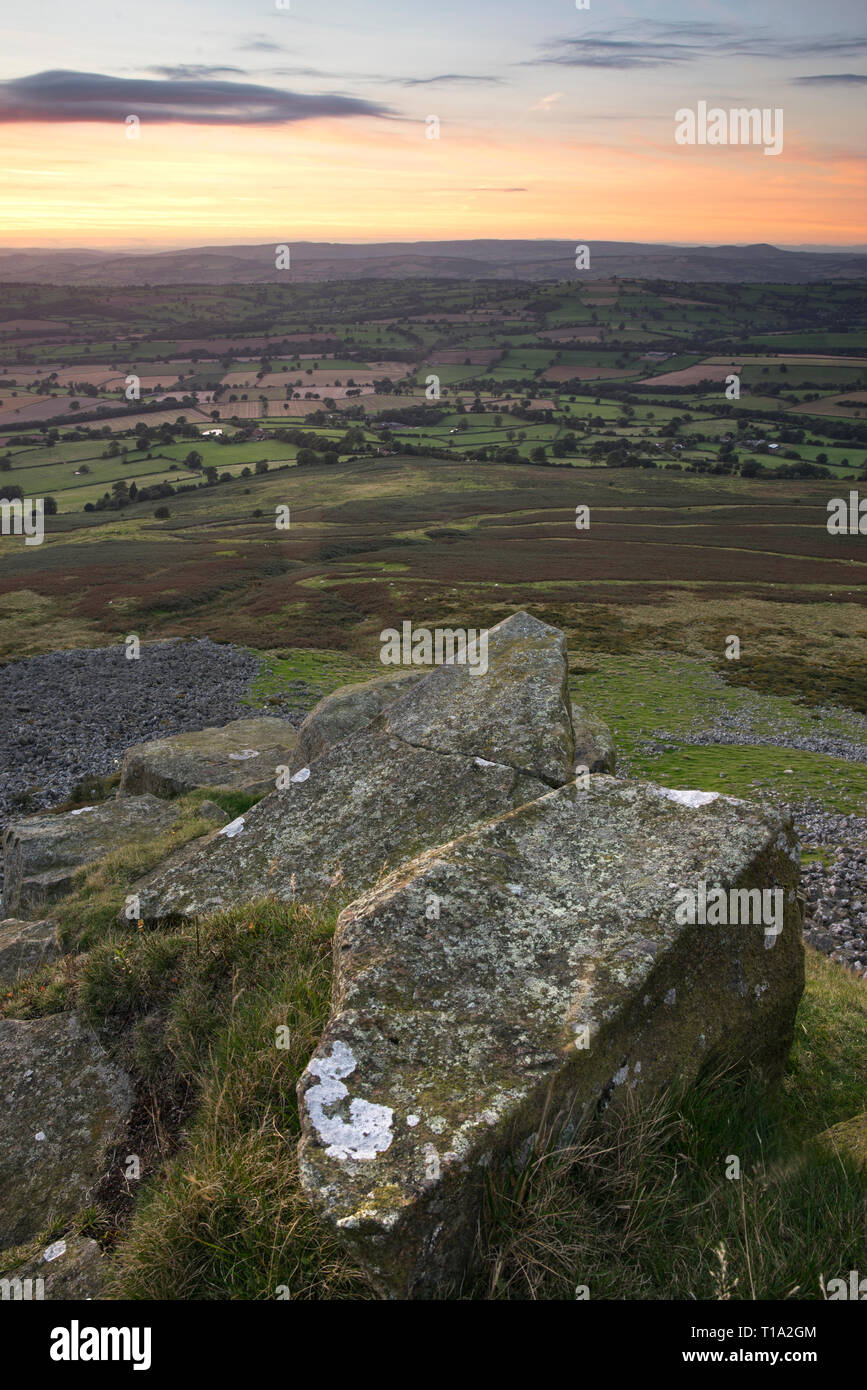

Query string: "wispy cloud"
[530, 92, 563, 111]
[399, 74, 504, 87]
[793, 72, 867, 85]
[0, 70, 393, 125]
[241, 39, 287, 54]
[150, 65, 248, 80]
[530, 22, 867, 70]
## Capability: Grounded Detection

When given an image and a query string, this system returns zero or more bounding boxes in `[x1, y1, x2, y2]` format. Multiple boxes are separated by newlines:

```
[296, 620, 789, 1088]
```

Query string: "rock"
[297, 776, 803, 1297]
[2, 795, 180, 918]
[131, 730, 547, 925]
[0, 918, 59, 987]
[118, 717, 296, 799]
[292, 672, 426, 770]
[0, 1014, 133, 1251]
[197, 800, 230, 825]
[571, 704, 616, 775]
[0, 1234, 104, 1300]
[378, 612, 575, 787]
[813, 1112, 867, 1172]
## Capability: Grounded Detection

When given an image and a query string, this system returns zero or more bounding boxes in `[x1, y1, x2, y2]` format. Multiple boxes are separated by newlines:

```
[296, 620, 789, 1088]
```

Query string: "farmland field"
[0, 277, 864, 698]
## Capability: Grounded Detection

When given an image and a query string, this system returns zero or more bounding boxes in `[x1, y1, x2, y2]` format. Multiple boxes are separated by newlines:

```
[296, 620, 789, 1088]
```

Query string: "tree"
[154, 506, 170, 518]
[185, 450, 203, 469]
[255, 460, 269, 475]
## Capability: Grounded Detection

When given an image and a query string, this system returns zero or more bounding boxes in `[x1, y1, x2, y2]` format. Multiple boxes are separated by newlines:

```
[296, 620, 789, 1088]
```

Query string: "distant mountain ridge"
[0, 239, 864, 285]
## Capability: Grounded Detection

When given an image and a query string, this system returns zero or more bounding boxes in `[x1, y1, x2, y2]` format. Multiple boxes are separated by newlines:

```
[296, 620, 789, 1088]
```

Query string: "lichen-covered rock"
[0, 1234, 104, 1300]
[297, 777, 803, 1297]
[379, 612, 575, 787]
[813, 1112, 867, 1172]
[2, 795, 180, 918]
[119, 717, 296, 798]
[0, 1014, 133, 1251]
[0, 918, 59, 987]
[292, 671, 426, 770]
[571, 704, 616, 775]
[130, 730, 547, 925]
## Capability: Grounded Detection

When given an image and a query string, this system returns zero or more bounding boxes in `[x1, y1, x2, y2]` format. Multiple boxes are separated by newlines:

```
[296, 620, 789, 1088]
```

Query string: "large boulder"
[571, 704, 616, 775]
[297, 777, 804, 1297]
[0, 918, 59, 988]
[131, 731, 547, 925]
[292, 672, 425, 771]
[2, 795, 180, 918]
[129, 614, 578, 926]
[119, 717, 296, 799]
[0, 1014, 133, 1251]
[378, 612, 575, 786]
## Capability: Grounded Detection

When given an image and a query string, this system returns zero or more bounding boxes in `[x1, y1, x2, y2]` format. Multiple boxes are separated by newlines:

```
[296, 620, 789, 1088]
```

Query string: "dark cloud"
[399, 74, 504, 87]
[150, 65, 248, 80]
[792, 72, 867, 84]
[530, 22, 867, 70]
[0, 70, 393, 125]
[241, 40, 286, 54]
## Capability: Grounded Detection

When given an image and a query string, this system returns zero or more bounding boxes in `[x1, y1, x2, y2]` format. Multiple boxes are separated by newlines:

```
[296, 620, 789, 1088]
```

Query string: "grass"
[244, 645, 382, 708]
[1, 788, 267, 1009]
[628, 744, 867, 817]
[81, 897, 371, 1300]
[474, 949, 867, 1301]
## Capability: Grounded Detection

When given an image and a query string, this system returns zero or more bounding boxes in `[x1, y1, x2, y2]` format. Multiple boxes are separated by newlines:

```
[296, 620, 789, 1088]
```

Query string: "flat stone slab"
[119, 717, 296, 798]
[292, 672, 425, 770]
[0, 1014, 133, 1251]
[2, 795, 180, 918]
[131, 730, 547, 926]
[1, 1234, 104, 1300]
[297, 777, 804, 1297]
[379, 612, 575, 787]
[0, 918, 59, 988]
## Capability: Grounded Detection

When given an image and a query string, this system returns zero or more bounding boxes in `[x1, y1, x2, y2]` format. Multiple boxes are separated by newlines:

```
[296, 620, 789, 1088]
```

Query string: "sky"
[0, 0, 865, 249]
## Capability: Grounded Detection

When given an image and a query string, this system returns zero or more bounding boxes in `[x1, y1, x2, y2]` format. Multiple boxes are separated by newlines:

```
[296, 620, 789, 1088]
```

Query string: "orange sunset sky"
[0, 0, 865, 249]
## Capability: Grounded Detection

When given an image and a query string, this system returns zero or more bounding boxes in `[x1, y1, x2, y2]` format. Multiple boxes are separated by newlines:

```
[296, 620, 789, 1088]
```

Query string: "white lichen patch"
[305, 1040, 394, 1161]
[228, 748, 260, 761]
[291, 766, 311, 783]
[219, 816, 245, 838]
[656, 787, 719, 808]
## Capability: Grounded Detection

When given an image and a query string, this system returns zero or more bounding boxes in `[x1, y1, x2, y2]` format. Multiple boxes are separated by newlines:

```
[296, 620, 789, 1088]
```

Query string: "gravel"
[796, 806, 867, 981]
[0, 639, 318, 897]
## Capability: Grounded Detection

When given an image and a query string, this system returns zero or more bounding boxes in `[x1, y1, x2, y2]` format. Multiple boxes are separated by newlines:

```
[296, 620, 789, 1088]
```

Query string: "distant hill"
[0, 239, 864, 285]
